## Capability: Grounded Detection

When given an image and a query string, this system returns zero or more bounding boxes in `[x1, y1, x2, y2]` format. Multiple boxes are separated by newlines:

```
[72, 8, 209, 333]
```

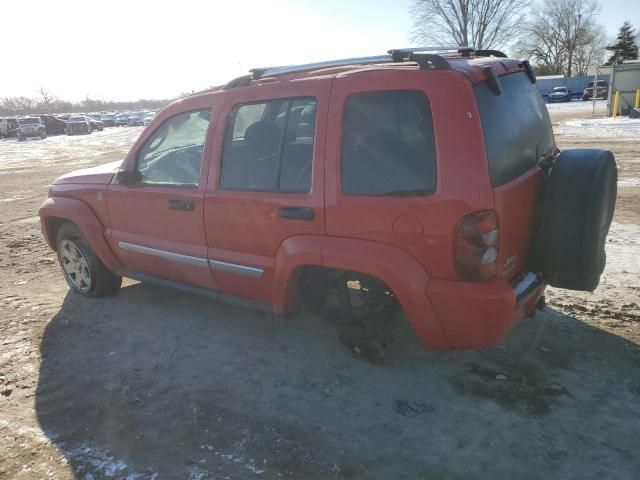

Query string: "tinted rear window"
[341, 90, 436, 196]
[475, 72, 554, 186]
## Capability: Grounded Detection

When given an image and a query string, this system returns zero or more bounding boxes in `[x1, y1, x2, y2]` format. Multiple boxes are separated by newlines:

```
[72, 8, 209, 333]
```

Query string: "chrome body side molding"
[118, 241, 265, 278]
[209, 260, 264, 278]
[118, 241, 209, 267]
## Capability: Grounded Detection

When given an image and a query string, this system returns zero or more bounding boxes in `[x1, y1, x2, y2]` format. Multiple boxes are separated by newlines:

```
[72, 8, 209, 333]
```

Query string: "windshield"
[102, 115, 114, 120]
[19, 118, 40, 125]
[475, 71, 554, 186]
[553, 87, 567, 92]
[69, 117, 85, 122]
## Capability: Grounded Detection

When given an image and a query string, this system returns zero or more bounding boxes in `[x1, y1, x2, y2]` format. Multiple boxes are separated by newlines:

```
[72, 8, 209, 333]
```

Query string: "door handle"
[278, 206, 314, 221]
[168, 199, 195, 211]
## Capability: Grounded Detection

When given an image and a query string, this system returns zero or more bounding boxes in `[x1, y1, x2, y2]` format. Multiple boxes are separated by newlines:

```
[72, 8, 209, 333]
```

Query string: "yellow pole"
[613, 91, 620, 118]
[635, 88, 640, 109]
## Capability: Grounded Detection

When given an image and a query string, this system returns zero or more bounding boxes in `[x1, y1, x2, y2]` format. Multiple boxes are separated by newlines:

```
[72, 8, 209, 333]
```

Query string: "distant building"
[608, 62, 640, 116]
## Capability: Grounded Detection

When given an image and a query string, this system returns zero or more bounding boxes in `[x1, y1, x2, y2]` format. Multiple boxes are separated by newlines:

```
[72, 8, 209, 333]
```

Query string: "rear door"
[203, 81, 329, 304]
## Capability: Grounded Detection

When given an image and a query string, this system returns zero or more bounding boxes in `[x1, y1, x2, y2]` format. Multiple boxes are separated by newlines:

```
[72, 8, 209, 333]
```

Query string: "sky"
[2, 0, 638, 102]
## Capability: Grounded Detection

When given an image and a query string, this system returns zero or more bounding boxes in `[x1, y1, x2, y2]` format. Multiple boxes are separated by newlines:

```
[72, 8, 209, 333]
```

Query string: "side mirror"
[116, 170, 142, 185]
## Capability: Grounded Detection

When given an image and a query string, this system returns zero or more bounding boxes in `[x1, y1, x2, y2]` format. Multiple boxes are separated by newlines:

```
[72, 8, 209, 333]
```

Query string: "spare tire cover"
[537, 149, 617, 291]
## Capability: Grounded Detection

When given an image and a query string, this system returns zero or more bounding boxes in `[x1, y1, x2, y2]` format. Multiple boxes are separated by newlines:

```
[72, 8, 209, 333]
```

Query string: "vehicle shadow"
[36, 282, 640, 479]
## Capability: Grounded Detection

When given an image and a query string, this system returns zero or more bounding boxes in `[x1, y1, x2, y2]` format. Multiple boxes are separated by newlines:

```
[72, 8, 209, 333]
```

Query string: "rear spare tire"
[536, 149, 617, 291]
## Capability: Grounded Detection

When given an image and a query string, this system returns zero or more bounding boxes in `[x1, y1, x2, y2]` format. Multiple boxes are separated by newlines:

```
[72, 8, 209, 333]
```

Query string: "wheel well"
[293, 265, 397, 314]
[44, 216, 72, 250]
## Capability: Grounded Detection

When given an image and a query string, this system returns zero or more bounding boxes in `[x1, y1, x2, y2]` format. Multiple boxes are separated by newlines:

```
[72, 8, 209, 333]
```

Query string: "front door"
[106, 107, 217, 290]
[203, 81, 330, 304]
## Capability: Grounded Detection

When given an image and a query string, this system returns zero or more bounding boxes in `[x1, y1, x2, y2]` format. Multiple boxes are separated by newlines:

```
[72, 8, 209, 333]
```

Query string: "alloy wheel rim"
[59, 240, 92, 293]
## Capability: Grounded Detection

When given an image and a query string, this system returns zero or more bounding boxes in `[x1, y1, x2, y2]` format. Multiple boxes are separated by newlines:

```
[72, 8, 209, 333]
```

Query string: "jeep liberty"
[39, 47, 617, 351]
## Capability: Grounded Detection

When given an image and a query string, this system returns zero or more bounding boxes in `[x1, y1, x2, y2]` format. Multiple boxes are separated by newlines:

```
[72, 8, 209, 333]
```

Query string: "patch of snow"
[602, 223, 640, 289]
[62, 443, 156, 479]
[188, 466, 210, 480]
[199, 443, 266, 475]
[555, 117, 640, 139]
[618, 177, 640, 187]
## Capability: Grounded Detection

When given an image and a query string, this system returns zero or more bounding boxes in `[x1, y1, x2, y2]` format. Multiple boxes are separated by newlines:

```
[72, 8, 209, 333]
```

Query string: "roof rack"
[229, 46, 509, 88]
[249, 46, 472, 80]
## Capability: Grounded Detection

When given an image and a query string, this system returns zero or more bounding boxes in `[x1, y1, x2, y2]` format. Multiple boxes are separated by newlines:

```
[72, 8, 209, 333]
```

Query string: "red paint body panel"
[428, 277, 545, 349]
[493, 168, 544, 280]
[53, 160, 122, 185]
[272, 235, 324, 314]
[39, 196, 122, 271]
[325, 70, 492, 280]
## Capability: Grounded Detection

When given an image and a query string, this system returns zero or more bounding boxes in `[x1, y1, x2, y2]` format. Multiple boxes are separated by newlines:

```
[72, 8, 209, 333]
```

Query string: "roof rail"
[255, 55, 392, 78]
[252, 46, 471, 79]
[229, 46, 503, 88]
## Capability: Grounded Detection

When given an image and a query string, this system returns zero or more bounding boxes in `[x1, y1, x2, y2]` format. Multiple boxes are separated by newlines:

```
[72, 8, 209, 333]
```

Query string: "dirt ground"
[1, 103, 639, 479]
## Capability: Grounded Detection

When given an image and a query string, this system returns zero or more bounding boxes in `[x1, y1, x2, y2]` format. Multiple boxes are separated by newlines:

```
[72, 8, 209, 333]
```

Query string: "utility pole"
[567, 13, 583, 78]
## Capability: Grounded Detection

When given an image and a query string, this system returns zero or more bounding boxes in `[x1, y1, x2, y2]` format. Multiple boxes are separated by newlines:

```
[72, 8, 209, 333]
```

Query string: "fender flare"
[39, 197, 122, 271]
[273, 235, 451, 350]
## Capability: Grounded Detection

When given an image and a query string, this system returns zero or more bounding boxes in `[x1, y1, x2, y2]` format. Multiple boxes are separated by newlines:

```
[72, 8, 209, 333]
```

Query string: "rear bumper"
[426, 273, 545, 349]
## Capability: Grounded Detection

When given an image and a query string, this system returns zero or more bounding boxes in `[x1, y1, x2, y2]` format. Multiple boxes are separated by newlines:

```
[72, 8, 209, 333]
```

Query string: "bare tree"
[516, 0, 601, 77]
[574, 25, 606, 75]
[410, 0, 528, 50]
[38, 87, 57, 114]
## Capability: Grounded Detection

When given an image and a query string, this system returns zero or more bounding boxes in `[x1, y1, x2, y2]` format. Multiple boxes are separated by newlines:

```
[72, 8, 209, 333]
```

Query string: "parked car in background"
[39, 48, 617, 354]
[127, 111, 145, 126]
[143, 111, 156, 125]
[583, 80, 608, 100]
[17, 117, 47, 140]
[85, 116, 104, 132]
[100, 113, 116, 127]
[38, 115, 67, 135]
[0, 117, 18, 137]
[115, 113, 129, 126]
[65, 116, 91, 135]
[548, 86, 570, 102]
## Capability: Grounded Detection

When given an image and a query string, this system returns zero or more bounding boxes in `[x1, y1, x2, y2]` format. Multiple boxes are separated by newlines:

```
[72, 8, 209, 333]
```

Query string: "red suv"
[39, 48, 617, 350]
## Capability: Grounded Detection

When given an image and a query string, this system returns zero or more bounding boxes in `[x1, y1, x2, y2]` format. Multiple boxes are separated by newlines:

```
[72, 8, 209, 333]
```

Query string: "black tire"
[535, 149, 617, 291]
[56, 223, 122, 297]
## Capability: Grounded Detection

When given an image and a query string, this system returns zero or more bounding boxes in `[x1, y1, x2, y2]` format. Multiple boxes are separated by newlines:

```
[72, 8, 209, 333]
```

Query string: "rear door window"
[340, 90, 436, 196]
[475, 72, 554, 186]
[220, 97, 316, 193]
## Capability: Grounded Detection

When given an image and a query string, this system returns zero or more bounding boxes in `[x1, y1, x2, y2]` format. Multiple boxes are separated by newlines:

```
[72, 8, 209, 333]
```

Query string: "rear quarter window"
[475, 72, 554, 186]
[341, 90, 436, 196]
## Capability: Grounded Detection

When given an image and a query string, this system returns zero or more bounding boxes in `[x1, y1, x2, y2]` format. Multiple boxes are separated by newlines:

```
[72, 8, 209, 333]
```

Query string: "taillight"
[454, 210, 499, 281]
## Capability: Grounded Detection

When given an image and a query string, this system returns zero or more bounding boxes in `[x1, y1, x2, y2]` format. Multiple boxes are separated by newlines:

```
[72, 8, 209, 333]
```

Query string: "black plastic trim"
[522, 60, 537, 84]
[408, 53, 451, 70]
[482, 66, 503, 95]
[116, 269, 273, 313]
[475, 50, 507, 58]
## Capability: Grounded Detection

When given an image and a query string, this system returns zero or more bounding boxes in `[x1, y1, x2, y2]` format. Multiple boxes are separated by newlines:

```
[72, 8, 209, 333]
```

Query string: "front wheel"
[56, 223, 122, 297]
